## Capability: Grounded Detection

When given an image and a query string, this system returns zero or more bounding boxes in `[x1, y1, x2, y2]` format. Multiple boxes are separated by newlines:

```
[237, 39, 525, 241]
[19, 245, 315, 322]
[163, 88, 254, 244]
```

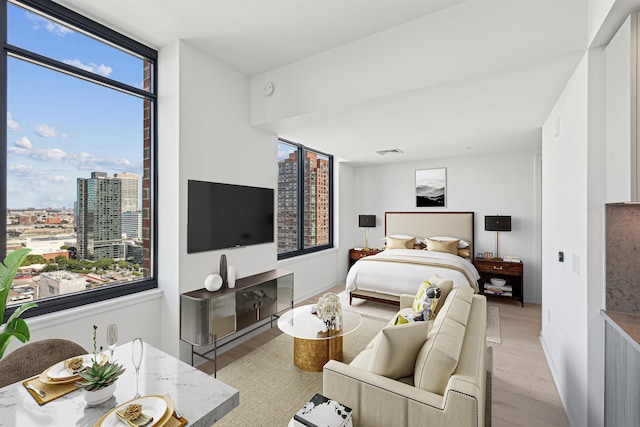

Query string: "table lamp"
[484, 215, 511, 259]
[359, 215, 376, 249]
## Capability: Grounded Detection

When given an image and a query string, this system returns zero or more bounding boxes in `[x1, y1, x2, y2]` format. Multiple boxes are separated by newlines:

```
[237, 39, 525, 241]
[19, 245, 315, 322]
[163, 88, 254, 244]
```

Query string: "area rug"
[214, 316, 386, 426]
[486, 306, 501, 344]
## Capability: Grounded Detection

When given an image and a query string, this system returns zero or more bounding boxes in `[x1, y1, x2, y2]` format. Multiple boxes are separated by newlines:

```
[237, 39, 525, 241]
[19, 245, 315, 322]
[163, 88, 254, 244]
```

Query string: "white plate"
[100, 396, 168, 427]
[46, 354, 96, 379]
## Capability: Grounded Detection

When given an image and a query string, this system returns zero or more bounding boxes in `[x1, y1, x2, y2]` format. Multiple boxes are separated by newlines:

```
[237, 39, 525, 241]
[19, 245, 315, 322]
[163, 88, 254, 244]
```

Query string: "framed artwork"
[415, 168, 446, 207]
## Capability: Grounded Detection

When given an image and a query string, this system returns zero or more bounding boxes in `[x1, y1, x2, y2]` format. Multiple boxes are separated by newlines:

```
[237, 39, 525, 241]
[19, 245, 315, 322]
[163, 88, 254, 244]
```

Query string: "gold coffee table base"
[293, 336, 343, 372]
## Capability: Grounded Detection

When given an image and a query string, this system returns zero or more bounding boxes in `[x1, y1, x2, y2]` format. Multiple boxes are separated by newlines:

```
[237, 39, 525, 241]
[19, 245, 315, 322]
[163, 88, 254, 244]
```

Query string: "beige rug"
[486, 306, 501, 344]
[214, 316, 386, 426]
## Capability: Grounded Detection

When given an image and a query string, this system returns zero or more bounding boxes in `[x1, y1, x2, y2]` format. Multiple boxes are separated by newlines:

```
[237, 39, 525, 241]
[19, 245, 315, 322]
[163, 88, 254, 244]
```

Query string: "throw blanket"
[346, 249, 480, 298]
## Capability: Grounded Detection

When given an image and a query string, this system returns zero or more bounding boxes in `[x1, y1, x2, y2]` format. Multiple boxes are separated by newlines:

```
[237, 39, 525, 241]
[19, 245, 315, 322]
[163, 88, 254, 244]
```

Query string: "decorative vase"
[228, 265, 236, 288]
[83, 382, 116, 405]
[219, 254, 228, 288]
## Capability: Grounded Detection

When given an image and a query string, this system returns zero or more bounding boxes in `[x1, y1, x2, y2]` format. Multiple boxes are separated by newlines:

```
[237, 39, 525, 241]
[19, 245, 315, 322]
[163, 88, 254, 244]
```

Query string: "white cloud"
[8, 163, 41, 177]
[63, 59, 113, 77]
[35, 123, 58, 138]
[27, 13, 73, 37]
[7, 112, 20, 131]
[8, 146, 133, 171]
[14, 136, 32, 149]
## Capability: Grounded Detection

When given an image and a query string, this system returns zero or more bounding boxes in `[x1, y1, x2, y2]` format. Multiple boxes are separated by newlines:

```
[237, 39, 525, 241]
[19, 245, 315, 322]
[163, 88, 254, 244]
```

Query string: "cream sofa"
[323, 285, 487, 427]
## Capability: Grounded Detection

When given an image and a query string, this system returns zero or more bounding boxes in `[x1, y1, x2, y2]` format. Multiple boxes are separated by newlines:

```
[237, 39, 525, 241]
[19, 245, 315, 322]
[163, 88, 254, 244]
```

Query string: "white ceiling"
[54, 0, 594, 165]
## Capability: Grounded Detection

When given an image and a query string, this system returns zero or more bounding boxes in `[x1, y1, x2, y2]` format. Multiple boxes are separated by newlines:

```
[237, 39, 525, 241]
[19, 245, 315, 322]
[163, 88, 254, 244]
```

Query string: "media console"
[180, 269, 293, 374]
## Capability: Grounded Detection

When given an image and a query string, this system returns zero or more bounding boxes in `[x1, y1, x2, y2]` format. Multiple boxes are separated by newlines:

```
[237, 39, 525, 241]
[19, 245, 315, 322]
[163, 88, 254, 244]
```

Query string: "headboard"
[385, 211, 475, 259]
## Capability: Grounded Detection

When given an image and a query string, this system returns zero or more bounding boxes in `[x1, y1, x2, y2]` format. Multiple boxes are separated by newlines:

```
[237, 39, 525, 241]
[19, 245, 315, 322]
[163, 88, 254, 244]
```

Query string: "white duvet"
[346, 249, 480, 298]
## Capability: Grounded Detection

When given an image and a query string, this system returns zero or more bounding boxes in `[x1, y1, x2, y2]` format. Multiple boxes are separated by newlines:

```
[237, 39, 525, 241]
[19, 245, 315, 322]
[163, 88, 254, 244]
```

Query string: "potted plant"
[0, 248, 38, 359]
[76, 325, 125, 405]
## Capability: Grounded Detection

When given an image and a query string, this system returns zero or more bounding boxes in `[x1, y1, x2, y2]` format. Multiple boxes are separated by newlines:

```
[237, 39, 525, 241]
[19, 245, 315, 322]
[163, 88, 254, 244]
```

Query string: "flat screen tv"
[187, 180, 274, 253]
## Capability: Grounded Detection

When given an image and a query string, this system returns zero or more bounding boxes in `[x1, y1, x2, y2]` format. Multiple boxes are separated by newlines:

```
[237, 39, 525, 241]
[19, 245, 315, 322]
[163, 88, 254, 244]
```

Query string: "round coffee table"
[278, 305, 362, 372]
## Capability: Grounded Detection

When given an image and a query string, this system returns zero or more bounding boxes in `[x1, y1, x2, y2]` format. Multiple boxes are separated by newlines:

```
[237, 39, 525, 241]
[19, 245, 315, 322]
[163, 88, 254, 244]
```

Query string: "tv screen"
[187, 180, 274, 253]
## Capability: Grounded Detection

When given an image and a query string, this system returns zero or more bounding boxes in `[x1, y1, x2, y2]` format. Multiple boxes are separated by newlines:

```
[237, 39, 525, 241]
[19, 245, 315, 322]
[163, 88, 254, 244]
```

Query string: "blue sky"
[6, 4, 146, 209]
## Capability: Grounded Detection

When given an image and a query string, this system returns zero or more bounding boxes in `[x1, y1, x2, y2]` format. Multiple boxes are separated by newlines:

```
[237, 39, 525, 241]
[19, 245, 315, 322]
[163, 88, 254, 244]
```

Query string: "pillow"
[427, 273, 454, 315]
[428, 236, 471, 248]
[412, 280, 442, 320]
[425, 238, 459, 255]
[368, 321, 430, 379]
[457, 248, 471, 258]
[386, 236, 415, 249]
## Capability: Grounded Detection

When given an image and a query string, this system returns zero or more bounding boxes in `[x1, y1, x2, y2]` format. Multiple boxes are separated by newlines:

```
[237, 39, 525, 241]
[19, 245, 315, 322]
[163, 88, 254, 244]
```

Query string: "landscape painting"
[415, 168, 446, 207]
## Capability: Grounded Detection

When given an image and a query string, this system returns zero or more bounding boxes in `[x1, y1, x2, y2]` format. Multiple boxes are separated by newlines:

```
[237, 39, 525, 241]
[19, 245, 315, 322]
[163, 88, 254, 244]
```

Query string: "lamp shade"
[485, 215, 511, 232]
[359, 215, 376, 228]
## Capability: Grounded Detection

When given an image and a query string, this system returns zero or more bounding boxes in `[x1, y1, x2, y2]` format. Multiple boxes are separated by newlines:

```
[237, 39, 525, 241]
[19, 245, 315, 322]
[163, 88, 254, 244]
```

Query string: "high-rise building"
[77, 172, 123, 260]
[277, 151, 299, 253]
[114, 172, 139, 212]
[122, 211, 142, 239]
[277, 151, 330, 253]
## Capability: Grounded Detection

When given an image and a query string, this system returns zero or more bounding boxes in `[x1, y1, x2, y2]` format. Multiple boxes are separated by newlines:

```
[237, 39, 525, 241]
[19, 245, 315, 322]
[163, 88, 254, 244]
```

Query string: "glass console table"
[277, 305, 362, 372]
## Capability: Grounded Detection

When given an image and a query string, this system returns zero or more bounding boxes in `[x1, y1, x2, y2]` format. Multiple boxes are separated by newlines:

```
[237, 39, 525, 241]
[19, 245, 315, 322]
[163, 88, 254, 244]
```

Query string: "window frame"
[277, 138, 333, 260]
[1, 0, 158, 323]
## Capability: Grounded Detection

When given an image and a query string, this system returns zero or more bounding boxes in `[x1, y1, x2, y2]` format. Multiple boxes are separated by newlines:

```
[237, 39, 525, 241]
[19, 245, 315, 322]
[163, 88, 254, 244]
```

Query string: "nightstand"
[348, 248, 382, 269]
[474, 258, 524, 307]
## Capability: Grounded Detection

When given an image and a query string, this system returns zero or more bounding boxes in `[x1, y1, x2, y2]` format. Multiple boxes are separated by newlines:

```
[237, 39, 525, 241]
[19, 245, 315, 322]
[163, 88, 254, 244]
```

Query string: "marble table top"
[0, 340, 239, 426]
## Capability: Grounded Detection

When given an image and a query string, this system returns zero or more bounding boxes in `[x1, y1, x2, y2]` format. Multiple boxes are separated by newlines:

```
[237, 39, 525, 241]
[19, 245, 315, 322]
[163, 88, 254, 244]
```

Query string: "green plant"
[76, 325, 125, 391]
[0, 248, 38, 359]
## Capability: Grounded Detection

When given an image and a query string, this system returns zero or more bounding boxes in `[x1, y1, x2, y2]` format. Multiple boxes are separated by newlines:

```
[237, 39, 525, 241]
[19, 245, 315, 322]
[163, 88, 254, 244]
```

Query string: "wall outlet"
[572, 254, 580, 275]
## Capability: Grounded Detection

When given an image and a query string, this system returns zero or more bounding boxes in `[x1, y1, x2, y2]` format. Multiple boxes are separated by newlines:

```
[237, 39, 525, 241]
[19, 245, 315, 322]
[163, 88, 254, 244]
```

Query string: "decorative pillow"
[428, 273, 454, 315]
[412, 281, 442, 320]
[428, 236, 471, 248]
[386, 236, 415, 249]
[457, 248, 471, 259]
[368, 321, 430, 379]
[425, 238, 459, 255]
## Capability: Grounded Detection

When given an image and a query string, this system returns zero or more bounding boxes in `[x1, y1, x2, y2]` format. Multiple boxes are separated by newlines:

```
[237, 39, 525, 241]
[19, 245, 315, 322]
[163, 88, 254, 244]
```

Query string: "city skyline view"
[6, 3, 144, 209]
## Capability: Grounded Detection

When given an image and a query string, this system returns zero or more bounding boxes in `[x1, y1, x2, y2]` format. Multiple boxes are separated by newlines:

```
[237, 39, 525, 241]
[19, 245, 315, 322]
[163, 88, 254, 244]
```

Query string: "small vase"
[228, 265, 236, 288]
[83, 382, 116, 406]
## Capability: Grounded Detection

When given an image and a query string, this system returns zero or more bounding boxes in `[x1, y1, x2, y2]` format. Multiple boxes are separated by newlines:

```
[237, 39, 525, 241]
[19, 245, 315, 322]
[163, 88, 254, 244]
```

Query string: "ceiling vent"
[376, 148, 404, 156]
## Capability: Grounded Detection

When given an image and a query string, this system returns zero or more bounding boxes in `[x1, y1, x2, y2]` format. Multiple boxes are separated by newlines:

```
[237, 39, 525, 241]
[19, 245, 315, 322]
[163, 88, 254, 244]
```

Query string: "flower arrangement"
[76, 325, 125, 391]
[317, 292, 342, 330]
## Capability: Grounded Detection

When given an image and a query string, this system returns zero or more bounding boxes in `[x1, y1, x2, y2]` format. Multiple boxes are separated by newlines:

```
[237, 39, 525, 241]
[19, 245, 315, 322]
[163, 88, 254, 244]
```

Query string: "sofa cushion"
[430, 285, 474, 333]
[350, 348, 374, 370]
[367, 321, 430, 379]
[428, 273, 454, 315]
[414, 317, 467, 394]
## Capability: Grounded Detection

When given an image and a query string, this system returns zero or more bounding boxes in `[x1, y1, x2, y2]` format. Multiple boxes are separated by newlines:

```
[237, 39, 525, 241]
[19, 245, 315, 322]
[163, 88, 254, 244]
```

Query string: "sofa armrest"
[400, 294, 414, 309]
[323, 359, 443, 409]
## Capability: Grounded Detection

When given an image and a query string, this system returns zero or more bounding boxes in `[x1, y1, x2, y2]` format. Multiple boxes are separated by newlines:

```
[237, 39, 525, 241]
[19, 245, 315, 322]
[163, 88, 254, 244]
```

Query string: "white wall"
[604, 14, 633, 203]
[541, 49, 607, 427]
[350, 150, 542, 303]
[174, 41, 278, 361]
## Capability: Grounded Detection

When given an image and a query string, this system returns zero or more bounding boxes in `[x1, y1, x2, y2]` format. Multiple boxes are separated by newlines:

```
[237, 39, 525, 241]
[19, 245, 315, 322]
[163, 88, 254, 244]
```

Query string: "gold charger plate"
[93, 394, 175, 427]
[39, 353, 109, 385]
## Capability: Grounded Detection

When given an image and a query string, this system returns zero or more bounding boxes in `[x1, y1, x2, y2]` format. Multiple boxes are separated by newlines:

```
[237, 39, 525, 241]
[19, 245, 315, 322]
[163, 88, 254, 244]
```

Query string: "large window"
[277, 139, 332, 259]
[2, 0, 157, 321]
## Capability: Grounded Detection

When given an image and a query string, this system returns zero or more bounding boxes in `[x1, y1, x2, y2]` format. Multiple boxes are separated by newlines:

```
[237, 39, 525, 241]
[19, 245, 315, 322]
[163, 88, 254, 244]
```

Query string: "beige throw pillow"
[428, 273, 454, 315]
[425, 238, 459, 255]
[368, 321, 430, 379]
[386, 236, 415, 249]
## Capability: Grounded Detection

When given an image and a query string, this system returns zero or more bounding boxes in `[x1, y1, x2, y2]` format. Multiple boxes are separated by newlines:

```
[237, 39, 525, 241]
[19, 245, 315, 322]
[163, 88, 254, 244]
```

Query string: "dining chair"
[0, 338, 87, 388]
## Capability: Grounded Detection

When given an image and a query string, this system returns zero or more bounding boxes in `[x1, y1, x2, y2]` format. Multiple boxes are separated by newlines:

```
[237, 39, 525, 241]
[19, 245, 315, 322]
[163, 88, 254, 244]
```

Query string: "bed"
[346, 211, 480, 305]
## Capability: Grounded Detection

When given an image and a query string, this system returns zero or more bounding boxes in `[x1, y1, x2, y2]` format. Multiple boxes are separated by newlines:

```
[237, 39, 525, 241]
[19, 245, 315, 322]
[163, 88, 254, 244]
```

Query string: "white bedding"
[346, 249, 480, 298]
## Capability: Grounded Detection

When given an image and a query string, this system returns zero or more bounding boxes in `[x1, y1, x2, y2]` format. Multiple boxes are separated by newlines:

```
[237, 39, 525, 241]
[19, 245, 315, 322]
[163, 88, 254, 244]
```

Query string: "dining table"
[0, 340, 239, 426]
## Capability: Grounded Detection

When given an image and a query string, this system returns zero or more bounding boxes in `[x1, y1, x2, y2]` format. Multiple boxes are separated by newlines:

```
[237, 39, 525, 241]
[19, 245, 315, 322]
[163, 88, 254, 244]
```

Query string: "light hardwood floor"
[199, 287, 569, 427]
